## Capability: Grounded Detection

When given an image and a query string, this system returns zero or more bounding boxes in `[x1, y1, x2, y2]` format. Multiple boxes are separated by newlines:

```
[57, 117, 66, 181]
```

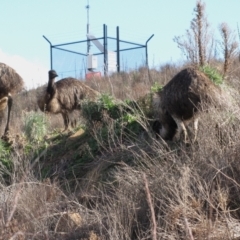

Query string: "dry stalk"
[196, 0, 205, 66]
[174, 0, 212, 66]
[143, 173, 157, 240]
[6, 187, 22, 226]
[183, 216, 194, 240]
[5, 148, 48, 226]
[8, 231, 24, 240]
[210, 164, 240, 189]
[220, 22, 238, 80]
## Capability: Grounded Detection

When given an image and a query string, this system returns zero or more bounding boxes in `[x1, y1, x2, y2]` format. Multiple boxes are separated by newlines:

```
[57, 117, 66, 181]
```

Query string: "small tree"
[174, 0, 213, 67]
[219, 23, 238, 80]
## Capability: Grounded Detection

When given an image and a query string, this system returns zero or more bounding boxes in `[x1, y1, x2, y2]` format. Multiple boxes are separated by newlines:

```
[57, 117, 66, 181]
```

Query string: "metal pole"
[103, 24, 108, 76]
[145, 34, 154, 67]
[86, 0, 90, 54]
[103, 24, 106, 75]
[116, 26, 120, 73]
[43, 35, 53, 69]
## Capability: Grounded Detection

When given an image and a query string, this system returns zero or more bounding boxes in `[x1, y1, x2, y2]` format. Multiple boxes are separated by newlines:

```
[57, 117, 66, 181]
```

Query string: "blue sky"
[1, 0, 239, 88]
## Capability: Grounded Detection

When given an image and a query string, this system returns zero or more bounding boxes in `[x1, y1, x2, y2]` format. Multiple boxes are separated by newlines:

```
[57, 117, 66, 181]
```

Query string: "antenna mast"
[86, 0, 90, 54]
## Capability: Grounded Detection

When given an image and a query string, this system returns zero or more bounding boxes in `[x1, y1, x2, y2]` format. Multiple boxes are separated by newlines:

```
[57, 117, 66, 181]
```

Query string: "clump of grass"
[23, 111, 48, 143]
[0, 139, 11, 169]
[99, 94, 122, 119]
[151, 82, 163, 93]
[200, 65, 223, 85]
[83, 93, 146, 134]
[82, 94, 121, 122]
[80, 93, 148, 161]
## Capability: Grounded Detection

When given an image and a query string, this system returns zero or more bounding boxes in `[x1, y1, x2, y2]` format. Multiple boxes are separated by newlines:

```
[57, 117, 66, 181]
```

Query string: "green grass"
[0, 140, 11, 169]
[200, 65, 223, 85]
[23, 111, 48, 143]
[151, 82, 164, 93]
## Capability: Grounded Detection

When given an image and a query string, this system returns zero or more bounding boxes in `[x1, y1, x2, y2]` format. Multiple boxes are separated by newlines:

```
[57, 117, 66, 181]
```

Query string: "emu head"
[152, 120, 162, 139]
[152, 120, 175, 140]
[152, 110, 178, 141]
[49, 70, 58, 79]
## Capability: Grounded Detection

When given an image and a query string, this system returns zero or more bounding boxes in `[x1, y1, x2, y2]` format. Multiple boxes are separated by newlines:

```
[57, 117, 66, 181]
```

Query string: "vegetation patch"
[199, 65, 223, 85]
[151, 82, 164, 93]
[23, 111, 48, 143]
[0, 140, 11, 169]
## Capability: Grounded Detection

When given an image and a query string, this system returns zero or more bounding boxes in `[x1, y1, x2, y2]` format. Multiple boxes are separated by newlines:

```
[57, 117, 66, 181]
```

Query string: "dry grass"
[1, 63, 240, 239]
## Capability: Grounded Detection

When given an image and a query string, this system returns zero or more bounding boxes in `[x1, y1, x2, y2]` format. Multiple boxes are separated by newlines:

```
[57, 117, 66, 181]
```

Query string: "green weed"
[23, 111, 48, 143]
[151, 82, 163, 93]
[200, 65, 223, 85]
[0, 140, 11, 169]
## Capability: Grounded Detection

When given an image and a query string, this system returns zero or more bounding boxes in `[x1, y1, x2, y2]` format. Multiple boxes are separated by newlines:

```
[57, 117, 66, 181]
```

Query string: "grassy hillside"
[1, 63, 240, 239]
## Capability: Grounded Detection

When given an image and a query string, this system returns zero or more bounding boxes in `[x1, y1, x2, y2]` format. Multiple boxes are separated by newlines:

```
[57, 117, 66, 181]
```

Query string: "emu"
[37, 70, 99, 131]
[0, 63, 24, 137]
[153, 67, 221, 142]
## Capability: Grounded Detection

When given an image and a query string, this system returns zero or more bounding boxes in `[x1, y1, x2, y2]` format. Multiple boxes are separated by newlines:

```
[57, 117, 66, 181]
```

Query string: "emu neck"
[47, 77, 56, 97]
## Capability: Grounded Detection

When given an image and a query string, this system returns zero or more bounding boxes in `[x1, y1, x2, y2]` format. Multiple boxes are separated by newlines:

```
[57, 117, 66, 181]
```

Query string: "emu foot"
[1, 131, 14, 144]
[61, 127, 70, 133]
[61, 128, 74, 137]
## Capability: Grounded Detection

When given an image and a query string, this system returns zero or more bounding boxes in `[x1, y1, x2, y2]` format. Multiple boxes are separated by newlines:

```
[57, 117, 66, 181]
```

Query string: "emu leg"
[193, 117, 199, 142]
[61, 112, 70, 132]
[4, 94, 12, 136]
[172, 117, 188, 142]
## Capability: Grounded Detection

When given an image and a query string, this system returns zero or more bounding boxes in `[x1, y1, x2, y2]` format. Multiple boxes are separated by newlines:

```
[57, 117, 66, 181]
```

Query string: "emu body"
[38, 70, 99, 131]
[0, 63, 24, 136]
[153, 67, 221, 142]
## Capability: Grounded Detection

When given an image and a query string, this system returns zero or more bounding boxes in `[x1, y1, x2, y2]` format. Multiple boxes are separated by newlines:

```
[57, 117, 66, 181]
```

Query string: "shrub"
[151, 82, 163, 93]
[0, 140, 11, 169]
[200, 65, 223, 85]
[23, 111, 48, 143]
[82, 94, 123, 123]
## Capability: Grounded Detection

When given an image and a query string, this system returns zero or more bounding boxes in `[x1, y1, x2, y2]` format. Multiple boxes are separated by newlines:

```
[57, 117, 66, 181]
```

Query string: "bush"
[151, 82, 163, 93]
[200, 65, 223, 85]
[0, 139, 11, 169]
[23, 111, 48, 143]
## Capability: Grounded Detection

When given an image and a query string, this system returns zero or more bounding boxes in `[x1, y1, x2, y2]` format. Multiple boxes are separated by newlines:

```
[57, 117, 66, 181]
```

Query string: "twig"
[183, 216, 194, 240]
[143, 173, 157, 240]
[210, 164, 240, 189]
[9, 231, 24, 240]
[6, 186, 22, 225]
[6, 148, 48, 226]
